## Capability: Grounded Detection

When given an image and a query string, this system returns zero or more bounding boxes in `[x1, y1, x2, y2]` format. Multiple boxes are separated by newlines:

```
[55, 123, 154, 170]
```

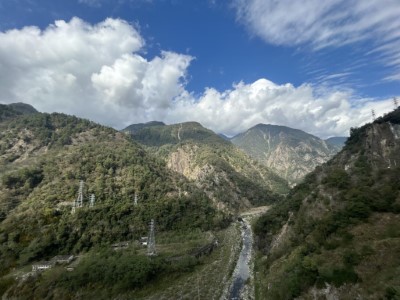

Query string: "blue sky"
[0, 0, 399, 137]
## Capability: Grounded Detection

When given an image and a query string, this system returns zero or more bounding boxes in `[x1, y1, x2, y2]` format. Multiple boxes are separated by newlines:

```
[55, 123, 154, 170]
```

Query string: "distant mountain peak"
[8, 102, 38, 114]
[125, 120, 230, 147]
[231, 123, 340, 185]
[0, 102, 38, 122]
[122, 121, 165, 134]
[324, 136, 348, 149]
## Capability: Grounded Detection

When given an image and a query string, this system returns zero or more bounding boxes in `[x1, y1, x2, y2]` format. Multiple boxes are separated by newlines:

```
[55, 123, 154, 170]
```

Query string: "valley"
[1, 1, 399, 299]
[0, 103, 399, 299]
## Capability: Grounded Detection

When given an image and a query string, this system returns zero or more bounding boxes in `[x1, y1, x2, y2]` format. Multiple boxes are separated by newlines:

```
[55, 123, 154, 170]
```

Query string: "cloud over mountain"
[0, 18, 395, 137]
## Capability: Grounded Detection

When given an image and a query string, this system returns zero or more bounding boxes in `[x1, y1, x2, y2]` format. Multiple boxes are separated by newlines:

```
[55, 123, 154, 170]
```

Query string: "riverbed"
[227, 218, 253, 300]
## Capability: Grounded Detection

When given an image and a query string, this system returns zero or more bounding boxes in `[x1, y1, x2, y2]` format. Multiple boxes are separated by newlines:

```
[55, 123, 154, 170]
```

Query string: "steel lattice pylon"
[72, 180, 84, 214]
[89, 194, 95, 207]
[76, 180, 84, 208]
[147, 219, 156, 256]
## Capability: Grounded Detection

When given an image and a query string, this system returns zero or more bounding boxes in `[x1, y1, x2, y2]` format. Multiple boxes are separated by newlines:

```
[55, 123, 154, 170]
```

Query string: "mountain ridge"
[0, 102, 38, 122]
[253, 107, 400, 299]
[0, 111, 227, 276]
[124, 121, 289, 210]
[325, 136, 348, 148]
[231, 123, 340, 185]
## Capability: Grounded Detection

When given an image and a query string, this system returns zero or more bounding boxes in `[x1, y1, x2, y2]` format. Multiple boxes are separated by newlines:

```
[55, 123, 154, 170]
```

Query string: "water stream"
[227, 219, 253, 300]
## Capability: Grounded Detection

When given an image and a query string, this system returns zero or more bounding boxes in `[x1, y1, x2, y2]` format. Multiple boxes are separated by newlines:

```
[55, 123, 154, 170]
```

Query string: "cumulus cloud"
[0, 17, 191, 127]
[167, 79, 394, 138]
[233, 0, 400, 81]
[0, 17, 395, 138]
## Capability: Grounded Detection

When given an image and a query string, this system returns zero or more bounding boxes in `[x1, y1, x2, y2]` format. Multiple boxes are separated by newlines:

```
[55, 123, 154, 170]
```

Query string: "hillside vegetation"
[0, 112, 228, 298]
[254, 108, 400, 299]
[0, 103, 37, 122]
[124, 121, 289, 211]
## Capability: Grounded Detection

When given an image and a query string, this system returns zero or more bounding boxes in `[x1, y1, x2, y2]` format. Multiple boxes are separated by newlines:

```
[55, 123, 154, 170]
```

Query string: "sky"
[0, 0, 399, 138]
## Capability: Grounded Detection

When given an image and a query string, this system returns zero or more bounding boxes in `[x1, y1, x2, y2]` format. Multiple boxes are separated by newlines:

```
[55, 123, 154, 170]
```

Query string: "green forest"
[253, 108, 400, 299]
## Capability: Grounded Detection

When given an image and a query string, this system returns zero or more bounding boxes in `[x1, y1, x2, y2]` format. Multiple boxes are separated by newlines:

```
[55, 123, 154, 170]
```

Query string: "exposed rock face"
[125, 121, 289, 211]
[333, 121, 400, 171]
[167, 145, 199, 180]
[231, 124, 339, 186]
[165, 143, 261, 211]
[253, 108, 400, 299]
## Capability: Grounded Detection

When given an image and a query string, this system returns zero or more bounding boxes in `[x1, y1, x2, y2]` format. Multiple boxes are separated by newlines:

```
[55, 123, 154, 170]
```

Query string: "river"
[227, 218, 253, 300]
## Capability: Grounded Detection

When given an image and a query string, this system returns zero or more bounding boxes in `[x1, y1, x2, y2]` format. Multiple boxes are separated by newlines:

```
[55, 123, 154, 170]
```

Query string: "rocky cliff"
[253, 108, 400, 299]
[231, 124, 339, 186]
[125, 121, 289, 211]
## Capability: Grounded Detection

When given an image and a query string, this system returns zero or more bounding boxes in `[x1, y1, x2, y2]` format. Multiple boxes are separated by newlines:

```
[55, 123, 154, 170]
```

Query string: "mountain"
[122, 121, 165, 135]
[0, 111, 227, 298]
[325, 136, 348, 149]
[7, 102, 38, 115]
[125, 121, 289, 211]
[254, 108, 400, 299]
[0, 102, 38, 122]
[218, 133, 230, 141]
[231, 124, 339, 186]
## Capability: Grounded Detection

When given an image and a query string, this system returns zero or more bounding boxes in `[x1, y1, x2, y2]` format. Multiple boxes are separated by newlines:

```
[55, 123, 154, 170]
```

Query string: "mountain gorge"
[123, 121, 289, 211]
[231, 124, 341, 186]
[2, 101, 397, 299]
[325, 136, 348, 149]
[254, 108, 400, 299]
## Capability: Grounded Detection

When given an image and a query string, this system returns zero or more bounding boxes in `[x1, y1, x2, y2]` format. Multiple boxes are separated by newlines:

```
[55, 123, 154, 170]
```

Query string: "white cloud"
[0, 17, 191, 127]
[0, 18, 395, 138]
[233, 0, 400, 80]
[167, 79, 394, 138]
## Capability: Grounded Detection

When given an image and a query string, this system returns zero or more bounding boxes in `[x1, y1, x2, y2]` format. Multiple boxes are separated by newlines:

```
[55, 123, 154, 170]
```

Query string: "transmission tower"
[147, 219, 157, 256]
[394, 97, 399, 109]
[371, 109, 376, 121]
[72, 180, 84, 213]
[134, 192, 138, 206]
[89, 194, 95, 207]
[76, 180, 84, 208]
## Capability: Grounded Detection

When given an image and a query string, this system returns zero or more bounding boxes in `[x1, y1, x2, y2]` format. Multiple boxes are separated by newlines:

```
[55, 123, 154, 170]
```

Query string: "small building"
[140, 237, 148, 246]
[32, 261, 55, 272]
[52, 255, 74, 264]
[112, 241, 129, 250]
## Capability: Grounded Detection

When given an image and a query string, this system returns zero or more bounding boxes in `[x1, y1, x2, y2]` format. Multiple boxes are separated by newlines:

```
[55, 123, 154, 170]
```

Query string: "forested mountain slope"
[254, 108, 400, 299]
[0, 111, 227, 298]
[0, 102, 38, 122]
[125, 121, 289, 211]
